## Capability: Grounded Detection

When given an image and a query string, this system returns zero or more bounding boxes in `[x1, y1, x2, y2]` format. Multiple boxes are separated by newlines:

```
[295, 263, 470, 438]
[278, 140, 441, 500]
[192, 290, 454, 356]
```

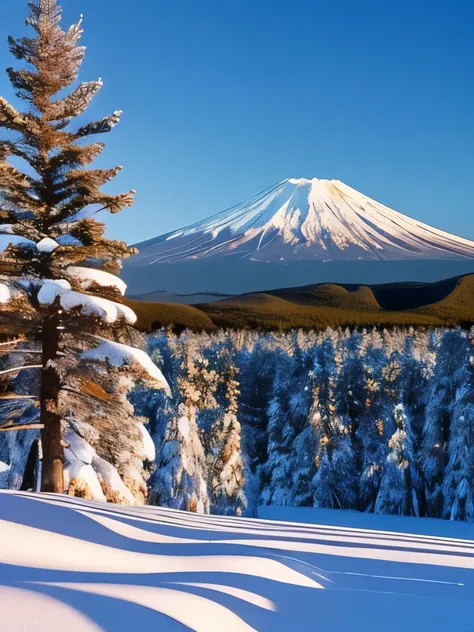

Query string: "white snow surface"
[68, 267, 127, 296]
[138, 423, 156, 462]
[37, 279, 72, 304]
[36, 238, 59, 253]
[91, 455, 136, 505]
[36, 279, 135, 324]
[63, 461, 106, 502]
[64, 429, 95, 466]
[131, 178, 474, 263]
[0, 283, 11, 304]
[60, 291, 136, 324]
[82, 338, 170, 392]
[178, 415, 190, 440]
[38, 289, 136, 324]
[1, 492, 474, 631]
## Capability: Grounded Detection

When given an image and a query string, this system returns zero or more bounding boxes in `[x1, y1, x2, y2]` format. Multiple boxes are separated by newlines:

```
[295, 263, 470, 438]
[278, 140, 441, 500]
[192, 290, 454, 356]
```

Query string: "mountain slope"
[130, 178, 474, 264]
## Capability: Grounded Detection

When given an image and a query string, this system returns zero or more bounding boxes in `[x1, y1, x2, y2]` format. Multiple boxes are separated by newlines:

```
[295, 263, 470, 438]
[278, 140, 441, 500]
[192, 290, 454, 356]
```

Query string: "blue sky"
[0, 0, 473, 244]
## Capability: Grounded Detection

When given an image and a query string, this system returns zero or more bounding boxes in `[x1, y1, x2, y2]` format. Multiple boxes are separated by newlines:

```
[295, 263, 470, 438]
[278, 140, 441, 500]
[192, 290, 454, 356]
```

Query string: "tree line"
[138, 326, 474, 521]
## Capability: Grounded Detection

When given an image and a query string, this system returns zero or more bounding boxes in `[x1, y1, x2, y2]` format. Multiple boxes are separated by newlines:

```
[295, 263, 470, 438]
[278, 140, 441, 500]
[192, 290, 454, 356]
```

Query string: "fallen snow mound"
[0, 492, 473, 631]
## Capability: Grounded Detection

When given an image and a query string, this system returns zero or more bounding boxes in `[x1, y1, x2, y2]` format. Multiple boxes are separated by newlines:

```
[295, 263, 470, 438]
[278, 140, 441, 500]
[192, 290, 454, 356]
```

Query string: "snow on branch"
[0, 283, 11, 305]
[68, 266, 127, 296]
[37, 280, 136, 325]
[138, 423, 155, 462]
[37, 279, 71, 304]
[60, 291, 136, 324]
[82, 338, 170, 393]
[36, 237, 59, 253]
[76, 111, 122, 137]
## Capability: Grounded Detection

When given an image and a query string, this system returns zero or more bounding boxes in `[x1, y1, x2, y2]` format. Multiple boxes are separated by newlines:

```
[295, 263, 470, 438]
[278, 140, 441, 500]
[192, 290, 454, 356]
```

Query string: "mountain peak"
[130, 178, 474, 265]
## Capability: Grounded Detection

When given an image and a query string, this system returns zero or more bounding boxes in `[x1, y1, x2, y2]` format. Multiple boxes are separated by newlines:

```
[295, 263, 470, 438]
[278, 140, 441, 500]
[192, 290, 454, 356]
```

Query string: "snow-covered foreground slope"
[1, 492, 474, 631]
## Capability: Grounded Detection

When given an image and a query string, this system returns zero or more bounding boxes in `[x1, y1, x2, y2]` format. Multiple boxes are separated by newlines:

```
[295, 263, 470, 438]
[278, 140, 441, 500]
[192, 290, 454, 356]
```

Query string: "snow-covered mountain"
[122, 178, 474, 299]
[131, 178, 474, 264]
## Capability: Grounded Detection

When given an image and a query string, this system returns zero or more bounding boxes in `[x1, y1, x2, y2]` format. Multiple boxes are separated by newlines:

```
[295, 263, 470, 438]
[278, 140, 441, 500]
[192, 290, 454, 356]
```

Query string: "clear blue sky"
[0, 0, 473, 244]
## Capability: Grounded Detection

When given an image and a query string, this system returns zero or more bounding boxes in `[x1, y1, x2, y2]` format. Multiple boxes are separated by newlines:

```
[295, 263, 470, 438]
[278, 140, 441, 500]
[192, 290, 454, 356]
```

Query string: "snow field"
[0, 491, 473, 631]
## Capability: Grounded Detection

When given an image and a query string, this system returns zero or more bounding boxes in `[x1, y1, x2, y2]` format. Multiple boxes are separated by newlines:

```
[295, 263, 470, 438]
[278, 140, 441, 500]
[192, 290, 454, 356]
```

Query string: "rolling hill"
[125, 274, 474, 332]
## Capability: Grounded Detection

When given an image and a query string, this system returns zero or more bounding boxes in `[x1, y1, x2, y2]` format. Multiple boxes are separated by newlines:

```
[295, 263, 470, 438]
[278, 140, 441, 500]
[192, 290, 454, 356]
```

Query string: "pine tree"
[237, 339, 281, 505]
[398, 335, 429, 516]
[333, 332, 365, 488]
[422, 331, 469, 517]
[311, 338, 358, 509]
[310, 339, 336, 504]
[442, 350, 474, 521]
[259, 350, 299, 506]
[375, 404, 411, 515]
[208, 360, 246, 516]
[150, 402, 210, 513]
[149, 344, 210, 513]
[0, 0, 166, 493]
[357, 344, 390, 511]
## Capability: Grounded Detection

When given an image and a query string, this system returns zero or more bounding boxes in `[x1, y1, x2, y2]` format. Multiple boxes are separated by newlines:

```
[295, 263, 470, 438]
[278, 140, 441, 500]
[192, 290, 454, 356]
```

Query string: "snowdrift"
[1, 492, 473, 631]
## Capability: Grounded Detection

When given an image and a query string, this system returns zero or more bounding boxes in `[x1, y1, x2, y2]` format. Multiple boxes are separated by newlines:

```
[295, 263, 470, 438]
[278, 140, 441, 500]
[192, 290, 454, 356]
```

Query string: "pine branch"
[0, 422, 44, 433]
[0, 364, 42, 376]
[6, 350, 43, 355]
[76, 111, 122, 137]
[0, 338, 24, 347]
[0, 395, 38, 400]
[49, 80, 103, 122]
[60, 385, 120, 407]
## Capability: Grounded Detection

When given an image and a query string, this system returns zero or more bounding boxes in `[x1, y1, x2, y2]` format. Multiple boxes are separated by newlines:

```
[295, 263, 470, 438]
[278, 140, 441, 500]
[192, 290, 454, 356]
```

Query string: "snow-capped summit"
[130, 178, 474, 265]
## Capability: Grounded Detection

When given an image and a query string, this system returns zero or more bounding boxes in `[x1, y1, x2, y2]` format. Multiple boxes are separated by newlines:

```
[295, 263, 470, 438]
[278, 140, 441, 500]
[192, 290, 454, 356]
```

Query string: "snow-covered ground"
[0, 492, 473, 631]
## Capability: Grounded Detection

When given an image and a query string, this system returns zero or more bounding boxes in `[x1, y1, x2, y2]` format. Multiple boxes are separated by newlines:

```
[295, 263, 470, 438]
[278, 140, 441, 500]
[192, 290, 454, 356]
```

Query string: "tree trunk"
[40, 302, 64, 493]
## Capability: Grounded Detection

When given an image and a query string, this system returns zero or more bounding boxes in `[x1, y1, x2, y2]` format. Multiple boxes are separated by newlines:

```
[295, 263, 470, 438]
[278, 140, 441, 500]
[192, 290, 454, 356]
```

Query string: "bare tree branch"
[60, 385, 114, 406]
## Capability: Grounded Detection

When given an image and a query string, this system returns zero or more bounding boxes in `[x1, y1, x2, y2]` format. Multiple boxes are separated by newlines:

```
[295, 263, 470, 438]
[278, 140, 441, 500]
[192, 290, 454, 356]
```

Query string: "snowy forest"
[0, 1, 473, 526]
[2, 325, 474, 522]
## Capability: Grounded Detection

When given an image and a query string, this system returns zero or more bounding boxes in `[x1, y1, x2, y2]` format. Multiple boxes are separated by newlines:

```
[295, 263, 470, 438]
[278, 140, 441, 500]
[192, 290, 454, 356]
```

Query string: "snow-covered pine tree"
[333, 332, 365, 482]
[288, 342, 320, 507]
[132, 331, 178, 455]
[0, 0, 168, 493]
[208, 358, 246, 516]
[397, 335, 430, 516]
[442, 345, 474, 521]
[357, 343, 390, 512]
[259, 349, 298, 506]
[375, 404, 411, 515]
[311, 338, 357, 509]
[149, 343, 210, 513]
[287, 345, 321, 506]
[237, 339, 282, 503]
[422, 331, 470, 517]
